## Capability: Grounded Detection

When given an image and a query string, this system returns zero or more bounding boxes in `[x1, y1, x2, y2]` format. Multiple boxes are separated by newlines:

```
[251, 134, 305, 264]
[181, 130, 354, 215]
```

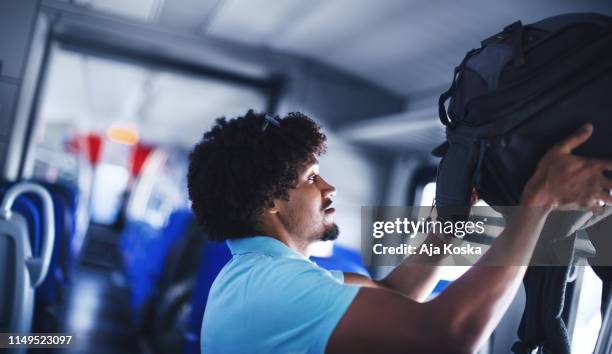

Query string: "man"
[187, 110, 612, 354]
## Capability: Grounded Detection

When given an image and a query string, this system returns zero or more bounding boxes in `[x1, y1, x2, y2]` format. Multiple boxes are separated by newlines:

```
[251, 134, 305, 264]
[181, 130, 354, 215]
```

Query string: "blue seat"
[120, 209, 195, 322]
[0, 181, 56, 335]
[430, 279, 451, 297]
[121, 220, 163, 313]
[311, 244, 370, 277]
[0, 183, 78, 332]
[30, 182, 78, 332]
[42, 182, 78, 258]
[0, 184, 43, 256]
[184, 241, 232, 354]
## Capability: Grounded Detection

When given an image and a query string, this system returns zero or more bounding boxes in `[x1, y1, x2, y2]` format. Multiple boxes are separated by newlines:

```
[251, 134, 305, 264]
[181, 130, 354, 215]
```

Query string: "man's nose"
[319, 177, 336, 199]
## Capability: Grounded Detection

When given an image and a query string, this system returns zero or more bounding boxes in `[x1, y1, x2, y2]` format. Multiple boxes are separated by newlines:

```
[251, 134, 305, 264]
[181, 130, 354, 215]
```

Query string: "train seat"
[0, 182, 55, 341]
[120, 209, 194, 323]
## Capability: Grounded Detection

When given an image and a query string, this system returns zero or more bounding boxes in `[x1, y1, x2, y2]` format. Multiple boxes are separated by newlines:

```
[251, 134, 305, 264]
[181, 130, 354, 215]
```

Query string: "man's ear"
[265, 199, 280, 214]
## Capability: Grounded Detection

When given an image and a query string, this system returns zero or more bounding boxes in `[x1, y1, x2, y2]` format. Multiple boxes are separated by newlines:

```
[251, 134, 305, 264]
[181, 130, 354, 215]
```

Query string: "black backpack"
[434, 13, 612, 212]
[434, 13, 612, 354]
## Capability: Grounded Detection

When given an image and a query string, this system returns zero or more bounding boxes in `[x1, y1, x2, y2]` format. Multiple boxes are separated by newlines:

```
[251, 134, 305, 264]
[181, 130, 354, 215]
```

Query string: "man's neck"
[274, 234, 310, 257]
[258, 216, 312, 257]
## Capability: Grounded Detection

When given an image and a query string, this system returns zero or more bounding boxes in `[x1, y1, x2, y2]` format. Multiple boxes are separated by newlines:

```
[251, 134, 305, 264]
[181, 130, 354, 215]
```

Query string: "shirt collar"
[226, 236, 307, 260]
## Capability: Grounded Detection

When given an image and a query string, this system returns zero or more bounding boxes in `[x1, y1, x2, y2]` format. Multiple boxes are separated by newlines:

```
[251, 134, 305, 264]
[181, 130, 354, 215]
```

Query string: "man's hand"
[521, 123, 612, 212]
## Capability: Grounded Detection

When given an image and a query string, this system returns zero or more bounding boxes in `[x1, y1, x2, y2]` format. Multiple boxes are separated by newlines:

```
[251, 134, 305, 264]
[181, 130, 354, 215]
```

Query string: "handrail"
[0, 182, 55, 287]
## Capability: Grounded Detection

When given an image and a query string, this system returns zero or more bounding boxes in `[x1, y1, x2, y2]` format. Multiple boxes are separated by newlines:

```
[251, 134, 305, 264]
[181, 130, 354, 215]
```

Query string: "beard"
[320, 223, 339, 241]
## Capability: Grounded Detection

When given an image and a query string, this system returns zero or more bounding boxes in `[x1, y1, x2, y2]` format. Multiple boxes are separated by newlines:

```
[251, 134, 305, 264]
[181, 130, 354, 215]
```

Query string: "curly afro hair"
[187, 110, 327, 241]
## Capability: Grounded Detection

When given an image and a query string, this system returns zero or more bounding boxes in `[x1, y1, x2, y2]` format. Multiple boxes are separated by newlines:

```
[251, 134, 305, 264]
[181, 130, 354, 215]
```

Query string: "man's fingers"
[593, 191, 612, 206]
[590, 203, 606, 216]
[558, 123, 593, 153]
[601, 177, 612, 192]
[586, 157, 612, 171]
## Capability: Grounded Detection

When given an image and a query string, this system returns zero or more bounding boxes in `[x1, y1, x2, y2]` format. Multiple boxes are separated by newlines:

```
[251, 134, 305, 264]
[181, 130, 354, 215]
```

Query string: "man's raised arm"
[343, 231, 450, 302]
[328, 123, 612, 354]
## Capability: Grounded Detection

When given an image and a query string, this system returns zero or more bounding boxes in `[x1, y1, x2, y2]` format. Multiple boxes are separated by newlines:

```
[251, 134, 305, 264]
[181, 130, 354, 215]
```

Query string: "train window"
[572, 267, 603, 354]
[90, 162, 130, 224]
[416, 181, 436, 206]
[412, 181, 471, 287]
[31, 122, 81, 184]
[72, 0, 164, 22]
[126, 149, 190, 228]
[408, 165, 436, 206]
[415, 181, 498, 289]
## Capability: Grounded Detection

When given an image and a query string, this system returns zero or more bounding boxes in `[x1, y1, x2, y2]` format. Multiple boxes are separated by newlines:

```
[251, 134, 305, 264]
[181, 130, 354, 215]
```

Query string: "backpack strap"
[472, 140, 487, 189]
[438, 49, 480, 126]
[438, 66, 461, 126]
[505, 21, 526, 67]
[435, 131, 486, 223]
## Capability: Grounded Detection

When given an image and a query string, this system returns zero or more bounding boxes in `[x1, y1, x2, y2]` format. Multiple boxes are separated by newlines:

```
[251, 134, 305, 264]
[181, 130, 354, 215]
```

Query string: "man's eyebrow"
[303, 161, 319, 175]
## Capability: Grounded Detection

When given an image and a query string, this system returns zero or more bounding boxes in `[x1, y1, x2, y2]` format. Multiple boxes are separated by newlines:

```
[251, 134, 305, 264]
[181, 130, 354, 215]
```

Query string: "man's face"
[275, 160, 339, 243]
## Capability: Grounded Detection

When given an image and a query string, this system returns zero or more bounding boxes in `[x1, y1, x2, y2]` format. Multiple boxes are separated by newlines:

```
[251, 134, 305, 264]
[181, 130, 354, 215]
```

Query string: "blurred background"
[1, 1, 612, 353]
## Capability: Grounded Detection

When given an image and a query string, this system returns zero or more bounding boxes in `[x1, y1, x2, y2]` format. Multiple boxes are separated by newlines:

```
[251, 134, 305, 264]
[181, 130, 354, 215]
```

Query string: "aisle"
[51, 225, 143, 354]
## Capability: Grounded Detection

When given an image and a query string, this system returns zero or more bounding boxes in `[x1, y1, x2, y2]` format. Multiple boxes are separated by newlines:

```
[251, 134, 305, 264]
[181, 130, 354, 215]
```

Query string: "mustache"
[322, 199, 333, 211]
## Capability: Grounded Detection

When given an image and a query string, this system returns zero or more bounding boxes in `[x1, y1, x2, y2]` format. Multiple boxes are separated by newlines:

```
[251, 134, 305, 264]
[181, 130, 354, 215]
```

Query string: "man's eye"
[308, 175, 317, 182]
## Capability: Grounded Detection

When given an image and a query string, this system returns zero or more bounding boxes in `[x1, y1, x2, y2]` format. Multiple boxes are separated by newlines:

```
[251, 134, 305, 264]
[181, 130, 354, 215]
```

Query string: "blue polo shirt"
[201, 236, 361, 354]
